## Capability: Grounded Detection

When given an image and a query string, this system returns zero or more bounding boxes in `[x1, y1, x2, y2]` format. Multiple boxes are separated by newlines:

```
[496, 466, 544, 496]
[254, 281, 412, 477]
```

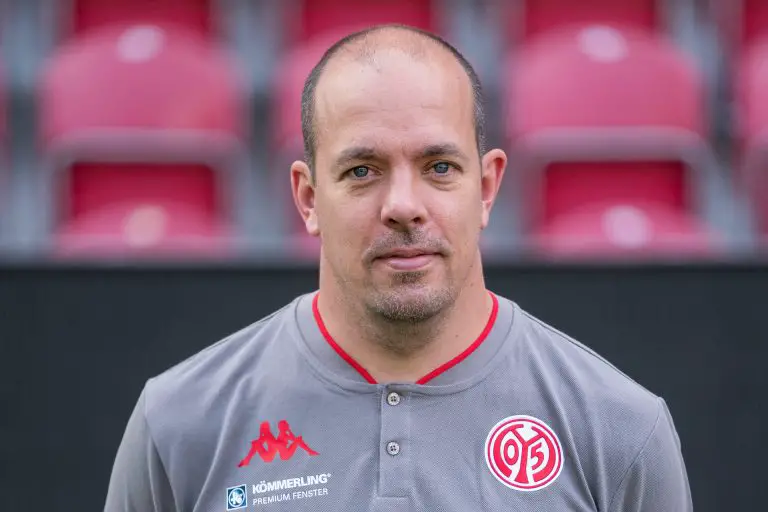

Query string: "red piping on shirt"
[312, 291, 499, 385]
[313, 293, 378, 384]
[416, 291, 498, 384]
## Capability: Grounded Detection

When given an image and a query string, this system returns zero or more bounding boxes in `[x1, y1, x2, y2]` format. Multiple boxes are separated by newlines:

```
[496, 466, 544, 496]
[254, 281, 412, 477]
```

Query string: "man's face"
[295, 48, 502, 323]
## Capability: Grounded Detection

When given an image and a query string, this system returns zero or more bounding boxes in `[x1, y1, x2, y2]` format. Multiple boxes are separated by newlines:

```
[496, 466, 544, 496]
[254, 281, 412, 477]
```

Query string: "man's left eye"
[432, 162, 452, 174]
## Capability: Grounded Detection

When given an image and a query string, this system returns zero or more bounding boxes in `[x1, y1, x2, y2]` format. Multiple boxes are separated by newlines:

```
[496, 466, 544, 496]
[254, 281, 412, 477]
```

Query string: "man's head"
[291, 24, 507, 327]
[301, 25, 487, 177]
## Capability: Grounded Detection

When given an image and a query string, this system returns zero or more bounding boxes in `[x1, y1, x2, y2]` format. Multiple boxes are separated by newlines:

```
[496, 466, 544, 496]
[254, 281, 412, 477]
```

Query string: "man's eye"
[351, 166, 370, 178]
[432, 162, 453, 175]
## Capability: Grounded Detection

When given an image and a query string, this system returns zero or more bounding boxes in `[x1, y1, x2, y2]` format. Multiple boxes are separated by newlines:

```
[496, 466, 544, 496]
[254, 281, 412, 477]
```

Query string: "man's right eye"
[350, 166, 370, 178]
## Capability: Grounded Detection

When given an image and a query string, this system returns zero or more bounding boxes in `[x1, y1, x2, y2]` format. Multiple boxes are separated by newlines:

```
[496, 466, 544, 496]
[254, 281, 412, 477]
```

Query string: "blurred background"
[0, 1, 766, 511]
[0, 0, 764, 262]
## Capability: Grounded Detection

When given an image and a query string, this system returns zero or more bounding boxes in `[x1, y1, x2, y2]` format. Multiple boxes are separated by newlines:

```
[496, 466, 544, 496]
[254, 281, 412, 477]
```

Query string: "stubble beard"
[362, 269, 457, 356]
[328, 228, 463, 357]
[368, 270, 453, 322]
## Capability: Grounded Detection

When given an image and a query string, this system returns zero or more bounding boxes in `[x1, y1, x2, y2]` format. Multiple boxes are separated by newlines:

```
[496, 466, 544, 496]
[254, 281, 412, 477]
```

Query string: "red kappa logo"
[485, 415, 563, 491]
[238, 420, 319, 467]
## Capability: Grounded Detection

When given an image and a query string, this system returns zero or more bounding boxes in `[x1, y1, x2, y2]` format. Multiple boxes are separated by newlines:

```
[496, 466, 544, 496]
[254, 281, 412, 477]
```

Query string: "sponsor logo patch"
[226, 485, 247, 510]
[224, 473, 333, 507]
[485, 415, 563, 491]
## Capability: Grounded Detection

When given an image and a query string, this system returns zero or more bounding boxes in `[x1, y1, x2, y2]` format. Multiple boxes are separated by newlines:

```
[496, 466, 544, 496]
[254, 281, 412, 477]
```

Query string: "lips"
[377, 248, 436, 259]
[374, 248, 439, 271]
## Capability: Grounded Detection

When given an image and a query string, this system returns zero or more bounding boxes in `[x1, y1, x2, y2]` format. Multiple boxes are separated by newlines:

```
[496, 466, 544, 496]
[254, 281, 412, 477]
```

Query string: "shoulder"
[142, 295, 304, 430]
[515, 300, 662, 440]
[512, 301, 660, 416]
[506, 300, 667, 498]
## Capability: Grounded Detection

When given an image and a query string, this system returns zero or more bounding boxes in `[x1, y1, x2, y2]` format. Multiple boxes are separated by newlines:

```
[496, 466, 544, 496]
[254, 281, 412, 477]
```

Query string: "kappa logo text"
[238, 420, 319, 467]
[485, 415, 564, 491]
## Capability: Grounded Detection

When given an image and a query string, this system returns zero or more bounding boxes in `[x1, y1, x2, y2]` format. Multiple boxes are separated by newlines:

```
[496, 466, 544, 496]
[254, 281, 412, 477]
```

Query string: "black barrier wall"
[1, 264, 766, 511]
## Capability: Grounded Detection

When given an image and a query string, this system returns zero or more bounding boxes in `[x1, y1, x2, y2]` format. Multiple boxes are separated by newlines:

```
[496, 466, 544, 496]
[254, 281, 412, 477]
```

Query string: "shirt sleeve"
[608, 398, 693, 512]
[104, 387, 177, 512]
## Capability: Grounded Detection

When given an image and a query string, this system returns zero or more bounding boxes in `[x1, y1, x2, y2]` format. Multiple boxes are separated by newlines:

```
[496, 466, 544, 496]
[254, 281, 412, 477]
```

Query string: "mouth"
[374, 248, 440, 271]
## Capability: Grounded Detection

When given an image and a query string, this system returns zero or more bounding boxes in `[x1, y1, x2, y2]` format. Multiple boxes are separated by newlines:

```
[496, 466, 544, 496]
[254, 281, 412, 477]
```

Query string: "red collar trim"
[312, 293, 377, 384]
[311, 291, 499, 385]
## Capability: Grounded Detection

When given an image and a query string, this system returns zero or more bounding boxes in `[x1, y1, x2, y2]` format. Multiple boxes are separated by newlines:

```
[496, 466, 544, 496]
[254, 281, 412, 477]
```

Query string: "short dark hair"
[300, 24, 487, 177]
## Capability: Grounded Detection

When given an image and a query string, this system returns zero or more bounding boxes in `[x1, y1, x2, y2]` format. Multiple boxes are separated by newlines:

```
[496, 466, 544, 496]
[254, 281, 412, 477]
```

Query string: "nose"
[380, 166, 427, 231]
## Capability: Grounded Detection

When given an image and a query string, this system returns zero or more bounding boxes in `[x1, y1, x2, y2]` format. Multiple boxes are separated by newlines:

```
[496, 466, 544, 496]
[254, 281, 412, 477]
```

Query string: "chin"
[390, 268, 431, 285]
[367, 282, 455, 324]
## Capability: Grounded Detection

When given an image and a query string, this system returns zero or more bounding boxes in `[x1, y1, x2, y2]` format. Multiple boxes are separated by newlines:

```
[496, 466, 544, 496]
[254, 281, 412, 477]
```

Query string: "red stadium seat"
[709, 1, 768, 242]
[736, 36, 768, 239]
[509, 26, 703, 134]
[293, 0, 435, 43]
[506, 25, 718, 257]
[517, 0, 659, 41]
[712, 0, 768, 70]
[42, 25, 241, 138]
[532, 200, 716, 259]
[541, 162, 686, 225]
[740, 0, 768, 46]
[70, 0, 212, 37]
[54, 164, 231, 258]
[736, 37, 768, 144]
[40, 24, 245, 258]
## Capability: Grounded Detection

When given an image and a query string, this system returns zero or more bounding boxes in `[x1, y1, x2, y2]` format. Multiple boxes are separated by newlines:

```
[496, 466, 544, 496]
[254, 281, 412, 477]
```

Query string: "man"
[105, 24, 692, 511]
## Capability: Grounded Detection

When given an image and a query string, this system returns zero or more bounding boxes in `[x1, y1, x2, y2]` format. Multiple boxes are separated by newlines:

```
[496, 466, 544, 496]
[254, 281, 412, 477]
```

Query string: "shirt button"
[386, 392, 401, 406]
[386, 441, 400, 456]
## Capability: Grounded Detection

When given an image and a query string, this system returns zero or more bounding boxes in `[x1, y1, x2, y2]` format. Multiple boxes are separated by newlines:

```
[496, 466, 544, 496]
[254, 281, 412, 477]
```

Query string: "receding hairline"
[301, 24, 487, 176]
[313, 29, 474, 141]
[324, 25, 456, 66]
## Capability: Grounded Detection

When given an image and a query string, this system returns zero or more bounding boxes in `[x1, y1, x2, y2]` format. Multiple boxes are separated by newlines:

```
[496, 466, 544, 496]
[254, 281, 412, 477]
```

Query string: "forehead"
[314, 48, 476, 164]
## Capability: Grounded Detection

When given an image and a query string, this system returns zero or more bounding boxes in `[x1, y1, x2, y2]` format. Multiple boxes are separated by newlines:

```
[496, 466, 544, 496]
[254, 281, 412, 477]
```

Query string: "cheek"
[316, 193, 373, 247]
[433, 194, 483, 244]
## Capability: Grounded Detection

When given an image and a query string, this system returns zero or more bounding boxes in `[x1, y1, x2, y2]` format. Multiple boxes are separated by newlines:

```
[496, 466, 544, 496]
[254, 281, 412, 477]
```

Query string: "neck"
[317, 255, 493, 383]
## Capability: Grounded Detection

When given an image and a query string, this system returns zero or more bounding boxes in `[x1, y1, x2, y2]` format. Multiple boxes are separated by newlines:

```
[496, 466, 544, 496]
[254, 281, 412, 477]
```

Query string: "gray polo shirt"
[105, 292, 691, 511]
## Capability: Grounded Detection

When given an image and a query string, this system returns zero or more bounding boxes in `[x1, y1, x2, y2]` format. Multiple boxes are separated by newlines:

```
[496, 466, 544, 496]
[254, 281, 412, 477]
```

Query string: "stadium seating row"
[0, 0, 766, 261]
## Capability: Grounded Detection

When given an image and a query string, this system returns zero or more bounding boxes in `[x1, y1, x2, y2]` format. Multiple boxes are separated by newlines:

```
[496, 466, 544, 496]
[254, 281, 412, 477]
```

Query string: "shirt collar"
[291, 290, 517, 392]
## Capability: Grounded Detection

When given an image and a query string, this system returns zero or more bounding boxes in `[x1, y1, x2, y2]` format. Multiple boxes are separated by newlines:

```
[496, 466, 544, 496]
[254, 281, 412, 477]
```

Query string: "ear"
[290, 160, 320, 236]
[479, 148, 508, 230]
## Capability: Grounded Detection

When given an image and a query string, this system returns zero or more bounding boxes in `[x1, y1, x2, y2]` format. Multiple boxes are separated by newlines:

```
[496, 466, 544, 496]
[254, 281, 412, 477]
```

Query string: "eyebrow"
[333, 146, 382, 170]
[418, 143, 469, 162]
[333, 143, 469, 170]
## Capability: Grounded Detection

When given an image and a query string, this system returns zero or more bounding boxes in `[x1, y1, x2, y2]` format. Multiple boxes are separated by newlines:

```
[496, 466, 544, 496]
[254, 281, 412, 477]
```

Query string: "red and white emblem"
[485, 415, 563, 491]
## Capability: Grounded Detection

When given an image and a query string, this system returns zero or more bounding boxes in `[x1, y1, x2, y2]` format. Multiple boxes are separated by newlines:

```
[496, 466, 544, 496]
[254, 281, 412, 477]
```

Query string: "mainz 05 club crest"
[485, 415, 564, 491]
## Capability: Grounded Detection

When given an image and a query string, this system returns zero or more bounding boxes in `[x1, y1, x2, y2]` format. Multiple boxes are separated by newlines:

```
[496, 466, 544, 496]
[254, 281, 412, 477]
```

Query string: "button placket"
[378, 387, 412, 497]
